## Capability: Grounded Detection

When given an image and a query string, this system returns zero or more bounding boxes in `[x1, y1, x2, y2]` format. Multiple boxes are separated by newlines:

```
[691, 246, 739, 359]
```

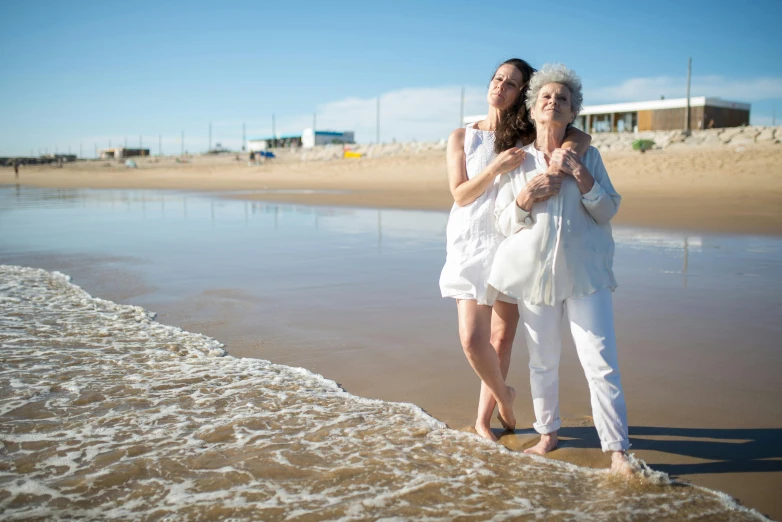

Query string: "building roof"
[305, 130, 352, 136]
[580, 97, 750, 115]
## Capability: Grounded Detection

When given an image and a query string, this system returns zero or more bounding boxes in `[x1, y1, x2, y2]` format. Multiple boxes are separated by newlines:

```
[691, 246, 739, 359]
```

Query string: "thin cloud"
[14, 76, 779, 156]
[313, 86, 487, 143]
[585, 75, 782, 104]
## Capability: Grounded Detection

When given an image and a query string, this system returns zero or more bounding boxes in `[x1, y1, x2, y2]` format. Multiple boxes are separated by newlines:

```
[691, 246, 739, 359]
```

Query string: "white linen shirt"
[487, 144, 621, 306]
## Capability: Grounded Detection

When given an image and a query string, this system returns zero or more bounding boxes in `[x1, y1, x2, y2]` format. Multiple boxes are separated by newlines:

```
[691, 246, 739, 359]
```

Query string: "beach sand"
[2, 144, 781, 518]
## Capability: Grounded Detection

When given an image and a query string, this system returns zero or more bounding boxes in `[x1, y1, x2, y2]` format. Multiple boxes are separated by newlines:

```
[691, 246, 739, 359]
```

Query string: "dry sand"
[4, 143, 782, 235]
[3, 144, 782, 518]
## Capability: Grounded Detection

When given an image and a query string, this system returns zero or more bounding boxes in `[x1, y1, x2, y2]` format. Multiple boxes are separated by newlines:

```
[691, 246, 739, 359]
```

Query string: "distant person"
[13, 159, 20, 178]
[439, 59, 590, 441]
[487, 63, 633, 474]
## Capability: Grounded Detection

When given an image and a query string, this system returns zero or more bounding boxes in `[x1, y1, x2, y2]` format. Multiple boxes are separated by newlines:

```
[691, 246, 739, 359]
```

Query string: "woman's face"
[532, 82, 574, 127]
[487, 64, 525, 110]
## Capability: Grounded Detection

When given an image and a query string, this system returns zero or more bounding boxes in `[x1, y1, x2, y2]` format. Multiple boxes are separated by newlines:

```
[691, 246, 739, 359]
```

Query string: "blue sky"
[1, 0, 780, 156]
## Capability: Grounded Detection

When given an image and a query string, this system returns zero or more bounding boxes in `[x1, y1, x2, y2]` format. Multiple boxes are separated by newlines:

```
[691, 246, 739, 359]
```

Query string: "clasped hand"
[515, 148, 587, 210]
[547, 148, 583, 177]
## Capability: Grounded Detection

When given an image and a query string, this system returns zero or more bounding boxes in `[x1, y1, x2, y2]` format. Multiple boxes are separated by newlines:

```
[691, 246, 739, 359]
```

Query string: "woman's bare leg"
[457, 299, 517, 439]
[475, 300, 519, 439]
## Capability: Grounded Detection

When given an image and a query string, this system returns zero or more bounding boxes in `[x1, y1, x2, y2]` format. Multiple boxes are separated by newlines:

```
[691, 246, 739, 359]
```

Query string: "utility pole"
[271, 114, 276, 147]
[460, 86, 465, 127]
[376, 97, 380, 143]
[685, 57, 692, 132]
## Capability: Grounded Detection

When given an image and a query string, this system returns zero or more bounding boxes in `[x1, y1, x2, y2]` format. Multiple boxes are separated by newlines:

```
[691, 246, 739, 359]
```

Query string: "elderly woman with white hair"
[487, 63, 632, 473]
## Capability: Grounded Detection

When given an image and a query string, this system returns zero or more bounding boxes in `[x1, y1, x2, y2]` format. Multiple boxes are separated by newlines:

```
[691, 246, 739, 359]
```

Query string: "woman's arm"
[575, 149, 621, 224]
[548, 148, 620, 223]
[562, 127, 592, 156]
[447, 128, 525, 207]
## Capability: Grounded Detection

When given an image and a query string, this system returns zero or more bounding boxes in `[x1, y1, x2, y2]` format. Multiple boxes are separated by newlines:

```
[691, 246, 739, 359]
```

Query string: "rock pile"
[296, 140, 448, 162]
[591, 125, 779, 152]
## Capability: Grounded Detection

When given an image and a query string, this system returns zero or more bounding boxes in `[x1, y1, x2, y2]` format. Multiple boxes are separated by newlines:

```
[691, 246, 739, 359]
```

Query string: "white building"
[301, 129, 355, 148]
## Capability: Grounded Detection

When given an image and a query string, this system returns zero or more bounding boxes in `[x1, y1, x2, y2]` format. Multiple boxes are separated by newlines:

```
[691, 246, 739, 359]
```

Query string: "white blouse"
[487, 144, 621, 306]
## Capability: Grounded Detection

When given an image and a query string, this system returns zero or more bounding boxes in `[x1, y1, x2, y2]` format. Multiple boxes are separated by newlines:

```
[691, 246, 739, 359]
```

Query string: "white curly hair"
[525, 63, 583, 119]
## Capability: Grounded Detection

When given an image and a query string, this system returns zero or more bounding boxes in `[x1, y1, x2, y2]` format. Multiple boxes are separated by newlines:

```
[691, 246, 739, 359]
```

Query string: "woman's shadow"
[554, 425, 782, 476]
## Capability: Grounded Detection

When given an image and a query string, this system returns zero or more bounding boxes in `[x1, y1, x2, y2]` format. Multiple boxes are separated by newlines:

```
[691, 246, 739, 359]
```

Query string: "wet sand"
[2, 147, 782, 519]
[6, 244, 780, 519]
[4, 144, 782, 235]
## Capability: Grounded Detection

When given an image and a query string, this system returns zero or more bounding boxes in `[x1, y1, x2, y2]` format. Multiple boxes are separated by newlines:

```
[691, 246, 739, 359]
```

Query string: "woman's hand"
[549, 148, 595, 194]
[548, 148, 582, 176]
[489, 147, 526, 177]
[515, 168, 563, 211]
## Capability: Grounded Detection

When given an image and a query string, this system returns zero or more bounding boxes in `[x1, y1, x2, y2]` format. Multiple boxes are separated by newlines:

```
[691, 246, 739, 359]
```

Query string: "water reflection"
[1, 186, 780, 295]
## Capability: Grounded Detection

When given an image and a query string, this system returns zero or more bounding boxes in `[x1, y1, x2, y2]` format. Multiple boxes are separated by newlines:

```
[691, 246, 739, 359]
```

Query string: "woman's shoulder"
[447, 127, 467, 153]
[582, 145, 605, 166]
[449, 127, 467, 141]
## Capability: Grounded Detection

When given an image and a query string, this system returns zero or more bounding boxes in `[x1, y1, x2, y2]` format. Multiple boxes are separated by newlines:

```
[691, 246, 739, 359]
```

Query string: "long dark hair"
[493, 58, 536, 153]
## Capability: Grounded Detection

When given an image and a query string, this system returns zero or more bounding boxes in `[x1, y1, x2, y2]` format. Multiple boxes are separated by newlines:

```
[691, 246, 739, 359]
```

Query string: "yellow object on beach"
[343, 150, 362, 159]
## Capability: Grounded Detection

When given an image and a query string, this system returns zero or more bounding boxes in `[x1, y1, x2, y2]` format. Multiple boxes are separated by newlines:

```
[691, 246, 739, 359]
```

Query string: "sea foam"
[0, 265, 767, 520]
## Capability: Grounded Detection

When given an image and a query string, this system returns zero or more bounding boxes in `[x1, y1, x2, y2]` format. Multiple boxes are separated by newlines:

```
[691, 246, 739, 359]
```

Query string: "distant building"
[99, 147, 150, 160]
[246, 134, 302, 151]
[301, 129, 355, 148]
[246, 129, 355, 150]
[464, 97, 750, 133]
[574, 97, 750, 133]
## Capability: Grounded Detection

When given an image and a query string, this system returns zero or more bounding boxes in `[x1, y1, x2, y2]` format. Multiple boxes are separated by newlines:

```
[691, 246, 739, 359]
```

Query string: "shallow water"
[0, 265, 764, 520]
[0, 186, 779, 520]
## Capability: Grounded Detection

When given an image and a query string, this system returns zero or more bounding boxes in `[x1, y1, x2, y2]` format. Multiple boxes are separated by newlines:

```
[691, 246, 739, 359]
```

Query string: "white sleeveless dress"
[439, 125, 514, 305]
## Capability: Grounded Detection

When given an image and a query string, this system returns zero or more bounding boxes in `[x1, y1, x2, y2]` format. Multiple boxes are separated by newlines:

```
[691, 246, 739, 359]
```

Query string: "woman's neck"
[477, 106, 502, 131]
[534, 125, 567, 156]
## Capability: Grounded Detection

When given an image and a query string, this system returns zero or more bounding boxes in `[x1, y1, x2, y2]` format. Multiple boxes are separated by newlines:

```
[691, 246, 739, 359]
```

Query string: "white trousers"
[520, 288, 629, 452]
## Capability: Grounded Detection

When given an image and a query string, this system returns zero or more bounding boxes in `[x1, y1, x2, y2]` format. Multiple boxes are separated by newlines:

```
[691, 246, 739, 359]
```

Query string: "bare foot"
[496, 413, 513, 431]
[496, 386, 516, 431]
[474, 420, 498, 442]
[609, 451, 636, 476]
[523, 432, 558, 455]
